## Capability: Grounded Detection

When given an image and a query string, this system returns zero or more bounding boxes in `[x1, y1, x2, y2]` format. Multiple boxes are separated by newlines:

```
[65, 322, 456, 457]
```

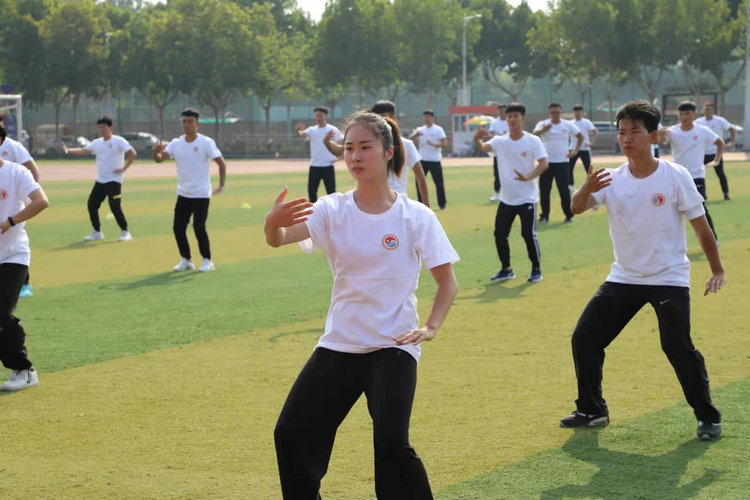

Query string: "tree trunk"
[264, 103, 271, 140]
[158, 105, 166, 139]
[72, 95, 79, 136]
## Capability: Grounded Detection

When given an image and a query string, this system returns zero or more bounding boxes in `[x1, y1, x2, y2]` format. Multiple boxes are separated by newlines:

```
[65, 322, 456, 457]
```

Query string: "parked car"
[591, 121, 619, 152]
[39, 136, 91, 157]
[121, 132, 159, 156]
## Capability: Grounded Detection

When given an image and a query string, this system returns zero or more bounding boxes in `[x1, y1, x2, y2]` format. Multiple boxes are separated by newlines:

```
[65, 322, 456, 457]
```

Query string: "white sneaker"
[173, 258, 195, 272]
[490, 192, 501, 202]
[0, 368, 39, 391]
[118, 230, 133, 242]
[84, 230, 104, 241]
[198, 258, 215, 272]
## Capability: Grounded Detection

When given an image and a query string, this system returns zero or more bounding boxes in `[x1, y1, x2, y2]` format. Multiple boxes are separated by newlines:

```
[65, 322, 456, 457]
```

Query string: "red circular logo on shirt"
[693, 135, 698, 140]
[0, 189, 7, 200]
[382, 234, 399, 250]
[652, 193, 665, 206]
[193, 146, 199, 152]
[521, 151, 528, 158]
[1, 150, 7, 157]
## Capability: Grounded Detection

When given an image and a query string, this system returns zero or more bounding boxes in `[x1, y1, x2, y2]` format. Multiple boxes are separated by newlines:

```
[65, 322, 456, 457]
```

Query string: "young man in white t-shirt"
[322, 100, 430, 206]
[63, 116, 136, 242]
[152, 108, 227, 272]
[0, 157, 49, 391]
[695, 102, 734, 200]
[533, 102, 583, 222]
[475, 102, 548, 283]
[563, 100, 724, 441]
[295, 106, 342, 203]
[660, 101, 724, 240]
[568, 105, 598, 189]
[410, 110, 448, 209]
[0, 121, 41, 299]
[488, 103, 509, 201]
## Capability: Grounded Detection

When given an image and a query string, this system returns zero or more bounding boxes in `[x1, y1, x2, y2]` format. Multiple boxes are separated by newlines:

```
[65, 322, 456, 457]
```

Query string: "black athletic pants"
[539, 162, 574, 219]
[173, 196, 211, 260]
[571, 282, 721, 423]
[88, 181, 128, 232]
[568, 150, 591, 186]
[492, 157, 501, 193]
[275, 347, 433, 500]
[703, 153, 730, 196]
[308, 166, 336, 203]
[419, 161, 446, 209]
[494, 202, 541, 270]
[0, 263, 32, 371]
[693, 178, 718, 240]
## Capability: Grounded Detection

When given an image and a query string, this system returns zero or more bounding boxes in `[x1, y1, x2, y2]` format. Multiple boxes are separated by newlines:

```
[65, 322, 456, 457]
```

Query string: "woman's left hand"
[395, 326, 437, 346]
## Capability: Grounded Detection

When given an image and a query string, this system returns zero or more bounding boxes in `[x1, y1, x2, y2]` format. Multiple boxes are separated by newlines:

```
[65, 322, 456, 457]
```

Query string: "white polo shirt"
[534, 119, 581, 163]
[388, 137, 421, 195]
[414, 124, 447, 162]
[489, 118, 509, 137]
[488, 132, 547, 205]
[667, 124, 719, 179]
[569, 118, 596, 151]
[0, 160, 42, 266]
[695, 115, 732, 155]
[305, 124, 342, 167]
[591, 160, 706, 287]
[85, 135, 133, 184]
[0, 137, 33, 165]
[164, 134, 222, 198]
[305, 191, 459, 361]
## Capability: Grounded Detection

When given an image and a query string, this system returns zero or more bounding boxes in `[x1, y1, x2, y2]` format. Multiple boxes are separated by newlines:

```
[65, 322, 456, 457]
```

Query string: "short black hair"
[96, 116, 113, 127]
[370, 100, 396, 116]
[573, 105, 584, 111]
[703, 101, 716, 109]
[505, 102, 526, 116]
[313, 106, 329, 115]
[615, 100, 661, 132]
[0, 121, 6, 142]
[423, 109, 435, 116]
[181, 108, 200, 119]
[677, 101, 696, 112]
[549, 102, 562, 110]
[497, 103, 507, 109]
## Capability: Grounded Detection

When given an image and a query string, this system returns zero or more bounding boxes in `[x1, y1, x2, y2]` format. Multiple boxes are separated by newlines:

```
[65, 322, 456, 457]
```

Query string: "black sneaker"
[697, 421, 721, 440]
[491, 268, 516, 281]
[528, 268, 543, 282]
[563, 217, 573, 223]
[723, 193, 731, 201]
[560, 411, 609, 428]
[539, 215, 549, 223]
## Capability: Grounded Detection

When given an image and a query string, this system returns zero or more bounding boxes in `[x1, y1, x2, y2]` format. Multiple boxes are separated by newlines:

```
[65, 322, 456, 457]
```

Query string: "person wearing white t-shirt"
[265, 111, 458, 498]
[323, 100, 430, 206]
[563, 100, 724, 441]
[63, 116, 136, 243]
[695, 102, 734, 200]
[0, 121, 41, 299]
[295, 106, 342, 203]
[567, 105, 598, 188]
[475, 102, 548, 283]
[533, 102, 583, 222]
[0, 158, 49, 391]
[410, 110, 448, 209]
[488, 103, 509, 201]
[659, 101, 724, 240]
[152, 108, 227, 272]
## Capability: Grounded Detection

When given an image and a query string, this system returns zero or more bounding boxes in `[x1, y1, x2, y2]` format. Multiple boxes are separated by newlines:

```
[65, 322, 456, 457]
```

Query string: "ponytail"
[384, 116, 404, 177]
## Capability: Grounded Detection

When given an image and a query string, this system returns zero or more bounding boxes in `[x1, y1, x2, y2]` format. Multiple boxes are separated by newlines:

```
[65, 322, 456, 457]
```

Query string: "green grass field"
[2, 161, 749, 498]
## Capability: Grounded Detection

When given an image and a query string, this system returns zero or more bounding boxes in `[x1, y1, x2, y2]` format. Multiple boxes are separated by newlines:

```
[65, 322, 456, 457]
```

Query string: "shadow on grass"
[463, 281, 535, 303]
[268, 327, 321, 343]
[53, 240, 120, 251]
[98, 271, 196, 291]
[687, 250, 707, 263]
[541, 428, 722, 499]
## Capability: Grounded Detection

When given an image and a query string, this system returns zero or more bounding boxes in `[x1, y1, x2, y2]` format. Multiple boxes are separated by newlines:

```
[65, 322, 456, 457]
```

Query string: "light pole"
[461, 14, 482, 106]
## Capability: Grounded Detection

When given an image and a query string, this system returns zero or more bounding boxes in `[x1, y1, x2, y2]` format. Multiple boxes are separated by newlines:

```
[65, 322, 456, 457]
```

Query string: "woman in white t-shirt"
[265, 111, 459, 498]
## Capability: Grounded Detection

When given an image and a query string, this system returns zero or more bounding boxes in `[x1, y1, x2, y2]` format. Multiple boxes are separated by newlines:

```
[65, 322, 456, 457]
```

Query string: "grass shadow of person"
[460, 281, 535, 304]
[98, 271, 197, 291]
[541, 428, 722, 499]
[53, 240, 120, 251]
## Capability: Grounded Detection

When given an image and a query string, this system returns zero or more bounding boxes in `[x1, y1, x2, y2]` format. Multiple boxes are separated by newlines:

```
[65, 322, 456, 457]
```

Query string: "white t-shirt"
[305, 124, 342, 167]
[667, 124, 719, 179]
[569, 118, 596, 151]
[0, 137, 33, 165]
[488, 132, 547, 205]
[534, 119, 581, 163]
[164, 134, 222, 199]
[591, 160, 706, 287]
[415, 124, 447, 162]
[489, 118, 509, 137]
[695, 116, 732, 154]
[305, 191, 459, 361]
[84, 135, 133, 184]
[0, 160, 42, 266]
[388, 137, 421, 195]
